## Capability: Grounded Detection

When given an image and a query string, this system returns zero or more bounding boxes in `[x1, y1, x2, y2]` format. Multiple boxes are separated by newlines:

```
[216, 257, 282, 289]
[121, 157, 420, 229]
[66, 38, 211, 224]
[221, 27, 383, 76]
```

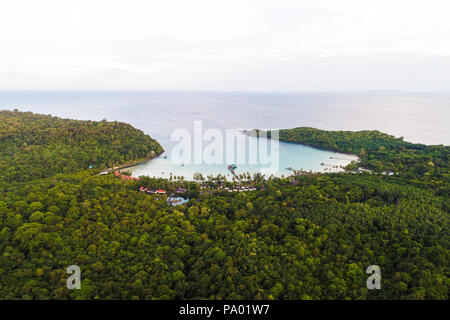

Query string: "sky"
[0, 0, 449, 91]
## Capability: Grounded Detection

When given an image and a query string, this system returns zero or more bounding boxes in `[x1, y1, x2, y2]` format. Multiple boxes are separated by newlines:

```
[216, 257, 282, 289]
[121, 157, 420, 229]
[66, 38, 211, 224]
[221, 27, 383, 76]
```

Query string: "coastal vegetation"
[0, 110, 163, 183]
[253, 127, 449, 195]
[0, 111, 448, 300]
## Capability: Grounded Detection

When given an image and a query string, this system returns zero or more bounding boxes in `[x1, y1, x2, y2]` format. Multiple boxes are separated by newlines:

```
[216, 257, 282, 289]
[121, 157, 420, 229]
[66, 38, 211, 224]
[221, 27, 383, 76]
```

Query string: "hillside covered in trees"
[0, 111, 448, 300]
[0, 110, 163, 183]
[255, 127, 449, 195]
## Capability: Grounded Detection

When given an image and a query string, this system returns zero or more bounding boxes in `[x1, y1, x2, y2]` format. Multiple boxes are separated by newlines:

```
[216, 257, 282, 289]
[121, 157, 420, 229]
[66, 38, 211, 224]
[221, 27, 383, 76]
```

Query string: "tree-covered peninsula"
[252, 127, 449, 195]
[0, 111, 448, 300]
[0, 110, 163, 183]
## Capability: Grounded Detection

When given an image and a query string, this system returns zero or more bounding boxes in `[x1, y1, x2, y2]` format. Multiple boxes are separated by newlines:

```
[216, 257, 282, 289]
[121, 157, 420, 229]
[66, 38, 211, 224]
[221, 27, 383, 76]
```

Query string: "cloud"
[0, 0, 449, 90]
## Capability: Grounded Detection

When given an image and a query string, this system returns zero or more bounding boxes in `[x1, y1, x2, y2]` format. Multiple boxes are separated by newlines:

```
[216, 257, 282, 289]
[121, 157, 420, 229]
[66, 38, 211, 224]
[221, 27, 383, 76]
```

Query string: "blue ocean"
[1, 91, 448, 179]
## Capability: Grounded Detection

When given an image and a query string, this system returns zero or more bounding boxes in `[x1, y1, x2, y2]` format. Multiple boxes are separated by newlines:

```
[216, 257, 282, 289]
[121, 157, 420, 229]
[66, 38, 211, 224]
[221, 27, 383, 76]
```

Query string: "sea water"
[1, 91, 448, 179]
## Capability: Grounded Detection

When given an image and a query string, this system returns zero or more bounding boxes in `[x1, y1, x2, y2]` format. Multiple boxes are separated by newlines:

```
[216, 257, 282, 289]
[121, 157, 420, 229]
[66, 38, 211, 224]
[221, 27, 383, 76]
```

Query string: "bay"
[1, 91, 448, 179]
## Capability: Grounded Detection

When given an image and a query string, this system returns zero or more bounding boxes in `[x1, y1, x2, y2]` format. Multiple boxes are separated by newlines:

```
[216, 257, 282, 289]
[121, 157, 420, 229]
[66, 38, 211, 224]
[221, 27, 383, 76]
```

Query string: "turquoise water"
[0, 91, 448, 179]
[127, 130, 358, 180]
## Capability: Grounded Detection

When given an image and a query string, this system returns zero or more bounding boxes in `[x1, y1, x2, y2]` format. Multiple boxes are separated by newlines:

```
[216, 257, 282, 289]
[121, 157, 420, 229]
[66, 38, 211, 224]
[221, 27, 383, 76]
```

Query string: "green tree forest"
[0, 110, 163, 183]
[0, 111, 448, 300]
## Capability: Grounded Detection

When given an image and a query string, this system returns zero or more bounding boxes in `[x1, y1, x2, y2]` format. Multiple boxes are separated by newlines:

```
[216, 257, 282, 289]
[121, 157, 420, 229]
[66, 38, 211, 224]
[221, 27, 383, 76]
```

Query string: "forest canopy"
[0, 110, 163, 183]
[253, 127, 450, 196]
[0, 111, 448, 300]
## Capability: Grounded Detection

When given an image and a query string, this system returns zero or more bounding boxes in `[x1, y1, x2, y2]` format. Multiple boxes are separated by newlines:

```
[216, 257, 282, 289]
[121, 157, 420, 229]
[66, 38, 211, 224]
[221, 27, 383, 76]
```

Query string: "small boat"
[286, 166, 293, 170]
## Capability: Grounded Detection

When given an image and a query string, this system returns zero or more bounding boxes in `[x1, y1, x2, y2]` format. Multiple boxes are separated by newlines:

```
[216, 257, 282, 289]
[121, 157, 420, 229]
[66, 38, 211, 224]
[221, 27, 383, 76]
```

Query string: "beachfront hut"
[177, 187, 187, 193]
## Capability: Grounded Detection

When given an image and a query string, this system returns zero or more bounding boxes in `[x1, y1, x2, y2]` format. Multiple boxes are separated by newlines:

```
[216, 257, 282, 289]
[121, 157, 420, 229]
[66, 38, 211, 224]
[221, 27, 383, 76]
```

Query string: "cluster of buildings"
[176, 187, 187, 194]
[138, 186, 189, 206]
[138, 186, 187, 195]
[223, 186, 258, 192]
[139, 187, 166, 194]
[199, 184, 258, 193]
[351, 168, 396, 175]
[114, 171, 140, 181]
[110, 170, 262, 196]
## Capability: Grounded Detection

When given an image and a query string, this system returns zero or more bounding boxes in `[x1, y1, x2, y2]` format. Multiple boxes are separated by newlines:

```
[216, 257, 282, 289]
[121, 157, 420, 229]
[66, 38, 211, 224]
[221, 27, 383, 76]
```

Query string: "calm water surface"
[1, 91, 448, 179]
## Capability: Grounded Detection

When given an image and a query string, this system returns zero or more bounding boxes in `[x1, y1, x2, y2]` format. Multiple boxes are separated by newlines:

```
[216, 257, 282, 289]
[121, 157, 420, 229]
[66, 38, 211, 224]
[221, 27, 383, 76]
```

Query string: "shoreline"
[120, 129, 361, 180]
[116, 129, 362, 180]
[239, 129, 361, 170]
[123, 150, 359, 182]
[104, 150, 164, 173]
